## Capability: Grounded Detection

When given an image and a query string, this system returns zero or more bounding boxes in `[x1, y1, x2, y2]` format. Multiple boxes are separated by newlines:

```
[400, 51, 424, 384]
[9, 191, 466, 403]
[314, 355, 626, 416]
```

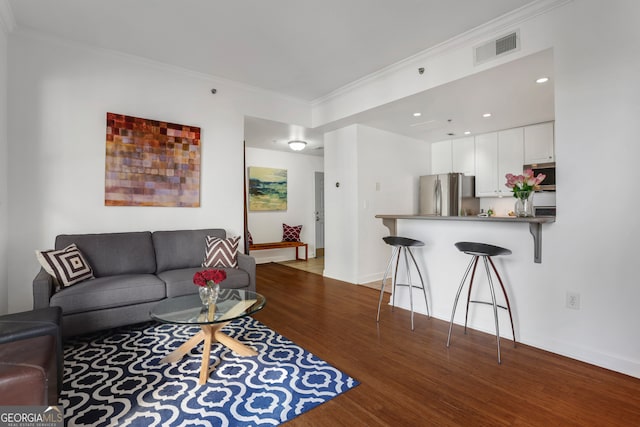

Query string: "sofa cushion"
[153, 229, 226, 272]
[36, 244, 94, 287]
[50, 274, 165, 315]
[202, 236, 240, 268]
[56, 232, 156, 277]
[158, 267, 250, 298]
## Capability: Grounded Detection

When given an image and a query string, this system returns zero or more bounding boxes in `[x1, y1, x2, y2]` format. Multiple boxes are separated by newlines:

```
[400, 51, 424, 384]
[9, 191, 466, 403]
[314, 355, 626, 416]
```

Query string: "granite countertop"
[374, 214, 555, 223]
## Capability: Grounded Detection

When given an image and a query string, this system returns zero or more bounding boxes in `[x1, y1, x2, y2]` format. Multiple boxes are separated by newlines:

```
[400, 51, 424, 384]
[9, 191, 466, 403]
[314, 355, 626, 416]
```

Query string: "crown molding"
[312, 0, 572, 106]
[0, 0, 15, 34]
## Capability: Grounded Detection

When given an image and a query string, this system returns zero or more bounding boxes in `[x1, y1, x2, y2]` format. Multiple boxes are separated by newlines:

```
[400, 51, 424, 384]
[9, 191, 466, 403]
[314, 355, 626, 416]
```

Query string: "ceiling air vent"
[474, 30, 520, 65]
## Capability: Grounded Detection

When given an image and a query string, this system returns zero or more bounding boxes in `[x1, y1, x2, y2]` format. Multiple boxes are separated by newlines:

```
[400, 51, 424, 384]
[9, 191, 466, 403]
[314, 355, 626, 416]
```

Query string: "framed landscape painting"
[248, 167, 287, 211]
[105, 112, 201, 207]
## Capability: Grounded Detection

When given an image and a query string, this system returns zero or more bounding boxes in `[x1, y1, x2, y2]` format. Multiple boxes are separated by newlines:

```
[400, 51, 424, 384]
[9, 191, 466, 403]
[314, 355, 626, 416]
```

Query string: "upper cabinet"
[452, 136, 475, 176]
[431, 122, 552, 197]
[431, 137, 475, 176]
[524, 122, 554, 164]
[475, 132, 499, 196]
[431, 140, 452, 174]
[475, 128, 524, 197]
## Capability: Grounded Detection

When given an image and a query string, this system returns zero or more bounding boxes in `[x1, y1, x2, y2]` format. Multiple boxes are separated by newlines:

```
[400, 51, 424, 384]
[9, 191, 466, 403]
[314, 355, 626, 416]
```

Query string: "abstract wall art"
[105, 112, 201, 207]
[248, 167, 287, 211]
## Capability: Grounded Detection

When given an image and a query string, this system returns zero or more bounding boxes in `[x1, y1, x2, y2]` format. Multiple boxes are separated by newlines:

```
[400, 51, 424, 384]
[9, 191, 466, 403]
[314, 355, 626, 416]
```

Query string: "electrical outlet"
[566, 292, 581, 310]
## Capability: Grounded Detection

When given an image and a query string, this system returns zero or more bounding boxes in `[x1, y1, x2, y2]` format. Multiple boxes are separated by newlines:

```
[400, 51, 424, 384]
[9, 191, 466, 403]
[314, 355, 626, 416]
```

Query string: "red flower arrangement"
[193, 269, 227, 287]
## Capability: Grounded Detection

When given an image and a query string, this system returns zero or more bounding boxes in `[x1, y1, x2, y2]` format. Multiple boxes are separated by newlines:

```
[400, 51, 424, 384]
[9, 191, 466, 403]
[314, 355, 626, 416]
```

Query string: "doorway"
[314, 171, 325, 258]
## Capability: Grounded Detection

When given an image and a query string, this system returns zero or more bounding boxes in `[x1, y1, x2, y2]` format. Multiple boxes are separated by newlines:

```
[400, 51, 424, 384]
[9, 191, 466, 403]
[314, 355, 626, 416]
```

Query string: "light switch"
[375, 182, 381, 191]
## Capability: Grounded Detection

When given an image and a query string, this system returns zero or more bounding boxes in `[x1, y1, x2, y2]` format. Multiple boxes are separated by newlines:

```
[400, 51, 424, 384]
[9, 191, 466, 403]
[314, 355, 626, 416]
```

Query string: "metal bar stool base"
[446, 242, 516, 364]
[377, 236, 429, 331]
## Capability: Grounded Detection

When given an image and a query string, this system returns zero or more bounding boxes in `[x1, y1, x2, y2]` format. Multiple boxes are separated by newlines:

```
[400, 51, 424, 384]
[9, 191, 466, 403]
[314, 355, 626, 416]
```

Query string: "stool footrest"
[469, 300, 509, 311]
[393, 283, 426, 290]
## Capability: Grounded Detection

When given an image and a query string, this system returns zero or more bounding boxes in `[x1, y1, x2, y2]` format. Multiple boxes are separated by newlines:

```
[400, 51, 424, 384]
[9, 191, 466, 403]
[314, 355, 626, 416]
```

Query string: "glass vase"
[515, 191, 534, 217]
[198, 283, 220, 306]
[198, 286, 212, 306]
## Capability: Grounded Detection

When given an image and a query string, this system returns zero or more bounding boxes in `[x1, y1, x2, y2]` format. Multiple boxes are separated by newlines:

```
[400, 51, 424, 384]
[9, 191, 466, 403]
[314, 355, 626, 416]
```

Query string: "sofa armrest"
[33, 268, 54, 309]
[237, 252, 256, 293]
[0, 307, 63, 395]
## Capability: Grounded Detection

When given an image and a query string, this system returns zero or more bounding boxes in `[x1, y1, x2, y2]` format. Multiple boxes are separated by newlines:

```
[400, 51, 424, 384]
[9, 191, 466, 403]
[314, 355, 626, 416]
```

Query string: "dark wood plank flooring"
[252, 263, 640, 426]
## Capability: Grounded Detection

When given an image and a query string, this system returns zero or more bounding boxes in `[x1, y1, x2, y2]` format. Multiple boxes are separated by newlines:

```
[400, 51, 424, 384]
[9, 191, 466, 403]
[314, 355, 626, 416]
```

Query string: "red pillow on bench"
[282, 224, 302, 242]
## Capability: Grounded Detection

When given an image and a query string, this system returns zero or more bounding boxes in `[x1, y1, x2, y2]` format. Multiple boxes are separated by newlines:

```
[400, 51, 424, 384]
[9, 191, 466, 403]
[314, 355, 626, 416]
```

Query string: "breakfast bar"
[375, 214, 555, 263]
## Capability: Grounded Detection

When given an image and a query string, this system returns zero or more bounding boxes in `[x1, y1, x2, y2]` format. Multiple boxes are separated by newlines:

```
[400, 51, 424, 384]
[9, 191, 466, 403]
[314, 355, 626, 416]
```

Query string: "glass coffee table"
[150, 289, 266, 385]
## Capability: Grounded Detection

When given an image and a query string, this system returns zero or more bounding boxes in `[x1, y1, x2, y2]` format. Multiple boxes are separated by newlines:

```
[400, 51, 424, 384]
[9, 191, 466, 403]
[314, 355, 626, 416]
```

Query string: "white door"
[314, 172, 325, 252]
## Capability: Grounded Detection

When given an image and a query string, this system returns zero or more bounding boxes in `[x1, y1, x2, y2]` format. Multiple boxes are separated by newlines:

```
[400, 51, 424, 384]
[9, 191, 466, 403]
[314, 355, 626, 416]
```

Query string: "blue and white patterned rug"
[61, 317, 358, 426]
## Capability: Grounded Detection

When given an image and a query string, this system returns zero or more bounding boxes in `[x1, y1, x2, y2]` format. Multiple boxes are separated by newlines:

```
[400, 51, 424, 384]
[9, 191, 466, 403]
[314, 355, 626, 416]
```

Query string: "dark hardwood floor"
[252, 263, 640, 426]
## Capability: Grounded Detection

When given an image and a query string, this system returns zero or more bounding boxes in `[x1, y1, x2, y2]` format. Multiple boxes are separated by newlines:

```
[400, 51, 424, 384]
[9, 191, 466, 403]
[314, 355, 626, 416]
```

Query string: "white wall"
[323, 124, 430, 284]
[0, 23, 8, 314]
[245, 147, 323, 263]
[315, 0, 640, 378]
[323, 125, 359, 283]
[356, 125, 429, 283]
[6, 31, 310, 313]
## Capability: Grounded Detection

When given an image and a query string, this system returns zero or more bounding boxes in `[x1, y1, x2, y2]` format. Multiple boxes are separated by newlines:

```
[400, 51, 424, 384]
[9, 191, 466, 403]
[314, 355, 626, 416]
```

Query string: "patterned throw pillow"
[247, 231, 253, 245]
[36, 244, 95, 287]
[282, 224, 302, 242]
[202, 236, 240, 269]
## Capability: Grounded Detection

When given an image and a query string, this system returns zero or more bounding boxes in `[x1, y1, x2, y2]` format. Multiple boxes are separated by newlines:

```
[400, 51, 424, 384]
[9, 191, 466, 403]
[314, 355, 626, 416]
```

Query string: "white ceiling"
[246, 48, 554, 155]
[8, 0, 534, 101]
[7, 0, 551, 156]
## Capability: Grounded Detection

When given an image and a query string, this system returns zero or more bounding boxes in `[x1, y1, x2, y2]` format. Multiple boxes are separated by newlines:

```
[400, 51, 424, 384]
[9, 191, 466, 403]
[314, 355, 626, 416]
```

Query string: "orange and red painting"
[105, 112, 201, 207]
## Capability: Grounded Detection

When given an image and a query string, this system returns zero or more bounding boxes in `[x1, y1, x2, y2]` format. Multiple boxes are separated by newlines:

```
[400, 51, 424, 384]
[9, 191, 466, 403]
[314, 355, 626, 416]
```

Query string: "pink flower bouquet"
[505, 169, 546, 200]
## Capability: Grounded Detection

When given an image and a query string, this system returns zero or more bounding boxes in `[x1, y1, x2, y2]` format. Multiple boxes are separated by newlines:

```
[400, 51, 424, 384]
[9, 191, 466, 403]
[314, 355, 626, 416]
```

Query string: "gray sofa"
[33, 229, 255, 337]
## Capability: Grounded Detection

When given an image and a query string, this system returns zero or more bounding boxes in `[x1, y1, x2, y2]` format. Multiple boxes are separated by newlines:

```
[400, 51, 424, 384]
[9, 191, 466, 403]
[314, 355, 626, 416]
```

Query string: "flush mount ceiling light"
[536, 77, 549, 84]
[288, 140, 307, 151]
[413, 112, 422, 117]
[482, 113, 492, 118]
[464, 131, 471, 135]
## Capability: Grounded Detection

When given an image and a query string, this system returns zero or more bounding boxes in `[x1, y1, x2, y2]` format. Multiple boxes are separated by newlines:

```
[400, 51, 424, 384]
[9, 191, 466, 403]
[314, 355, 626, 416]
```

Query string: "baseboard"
[358, 272, 384, 285]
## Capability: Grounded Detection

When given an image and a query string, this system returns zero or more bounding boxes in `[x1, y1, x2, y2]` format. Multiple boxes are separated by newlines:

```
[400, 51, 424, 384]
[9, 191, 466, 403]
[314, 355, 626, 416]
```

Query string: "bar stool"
[446, 241, 516, 363]
[377, 236, 429, 330]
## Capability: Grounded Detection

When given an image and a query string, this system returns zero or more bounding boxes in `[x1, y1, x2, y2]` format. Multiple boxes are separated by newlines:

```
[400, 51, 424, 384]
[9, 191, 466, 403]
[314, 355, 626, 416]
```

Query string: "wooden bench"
[249, 241, 308, 261]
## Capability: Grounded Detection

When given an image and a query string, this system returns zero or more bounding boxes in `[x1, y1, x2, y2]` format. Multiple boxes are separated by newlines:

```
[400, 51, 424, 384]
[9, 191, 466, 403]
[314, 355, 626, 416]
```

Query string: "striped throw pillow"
[36, 244, 95, 287]
[202, 236, 240, 269]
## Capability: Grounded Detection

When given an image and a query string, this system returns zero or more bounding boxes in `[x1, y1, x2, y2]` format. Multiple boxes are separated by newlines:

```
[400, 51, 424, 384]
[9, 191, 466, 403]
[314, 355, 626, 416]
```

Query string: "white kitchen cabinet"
[475, 128, 524, 197]
[475, 133, 498, 196]
[497, 127, 524, 197]
[431, 139, 452, 174]
[524, 122, 554, 164]
[452, 136, 475, 176]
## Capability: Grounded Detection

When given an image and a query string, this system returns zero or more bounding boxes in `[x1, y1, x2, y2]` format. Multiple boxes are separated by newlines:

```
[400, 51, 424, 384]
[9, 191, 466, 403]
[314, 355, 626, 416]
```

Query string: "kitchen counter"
[375, 214, 556, 263]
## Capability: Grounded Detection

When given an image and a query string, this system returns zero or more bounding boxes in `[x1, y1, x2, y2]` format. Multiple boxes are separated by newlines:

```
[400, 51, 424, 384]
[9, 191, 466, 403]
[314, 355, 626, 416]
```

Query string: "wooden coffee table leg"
[160, 330, 206, 364]
[214, 330, 258, 357]
[199, 325, 214, 385]
[161, 307, 259, 385]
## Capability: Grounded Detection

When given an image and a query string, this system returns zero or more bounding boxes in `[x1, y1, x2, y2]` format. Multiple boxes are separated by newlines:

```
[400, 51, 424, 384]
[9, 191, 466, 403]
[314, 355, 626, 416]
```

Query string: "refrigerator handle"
[435, 179, 442, 216]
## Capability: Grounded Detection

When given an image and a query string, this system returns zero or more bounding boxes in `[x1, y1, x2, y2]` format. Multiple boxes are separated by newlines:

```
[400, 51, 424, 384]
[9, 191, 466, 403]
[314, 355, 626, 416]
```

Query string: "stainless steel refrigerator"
[418, 173, 479, 216]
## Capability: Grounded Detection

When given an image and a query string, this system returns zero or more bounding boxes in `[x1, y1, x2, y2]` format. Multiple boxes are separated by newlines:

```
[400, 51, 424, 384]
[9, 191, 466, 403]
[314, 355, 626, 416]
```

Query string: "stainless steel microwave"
[524, 162, 555, 191]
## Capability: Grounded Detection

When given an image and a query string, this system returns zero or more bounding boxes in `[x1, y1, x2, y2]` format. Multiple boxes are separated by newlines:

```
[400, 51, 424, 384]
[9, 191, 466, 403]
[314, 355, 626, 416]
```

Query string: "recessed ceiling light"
[536, 77, 549, 84]
[482, 113, 492, 118]
[413, 112, 422, 117]
[464, 131, 471, 135]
